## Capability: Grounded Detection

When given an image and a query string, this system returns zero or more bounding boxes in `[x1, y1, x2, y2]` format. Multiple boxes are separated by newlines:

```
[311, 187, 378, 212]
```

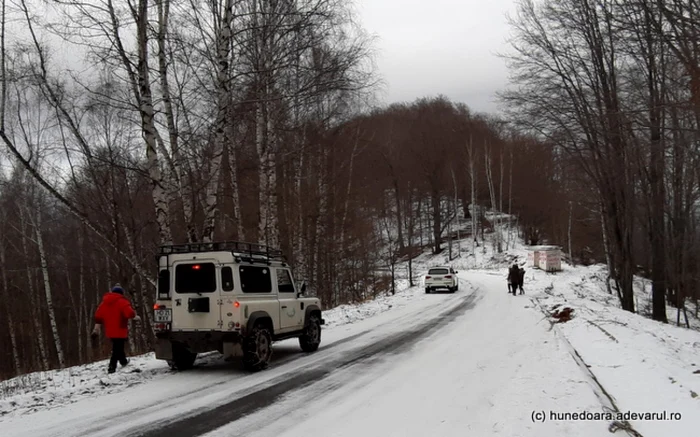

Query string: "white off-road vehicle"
[424, 266, 459, 293]
[152, 241, 324, 372]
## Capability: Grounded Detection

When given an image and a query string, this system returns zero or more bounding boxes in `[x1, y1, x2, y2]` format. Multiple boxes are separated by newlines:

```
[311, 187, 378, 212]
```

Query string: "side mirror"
[297, 281, 307, 298]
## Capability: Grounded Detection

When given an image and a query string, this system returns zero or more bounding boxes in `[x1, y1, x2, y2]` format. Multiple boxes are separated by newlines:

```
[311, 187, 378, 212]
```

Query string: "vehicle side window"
[221, 266, 234, 291]
[239, 266, 272, 293]
[277, 269, 295, 293]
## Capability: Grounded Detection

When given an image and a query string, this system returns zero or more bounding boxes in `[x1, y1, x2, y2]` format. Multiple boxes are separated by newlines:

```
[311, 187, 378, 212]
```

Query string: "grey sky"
[356, 0, 517, 115]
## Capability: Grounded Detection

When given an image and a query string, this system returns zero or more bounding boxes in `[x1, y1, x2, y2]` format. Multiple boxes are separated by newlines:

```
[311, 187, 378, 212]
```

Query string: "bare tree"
[503, 0, 637, 311]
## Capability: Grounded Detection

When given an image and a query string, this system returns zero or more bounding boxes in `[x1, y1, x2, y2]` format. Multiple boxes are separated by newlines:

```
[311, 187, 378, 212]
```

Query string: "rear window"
[240, 266, 272, 293]
[428, 268, 449, 275]
[175, 263, 216, 293]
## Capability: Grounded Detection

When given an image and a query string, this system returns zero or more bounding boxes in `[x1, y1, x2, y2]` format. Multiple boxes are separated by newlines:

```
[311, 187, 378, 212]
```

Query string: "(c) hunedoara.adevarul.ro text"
[531, 410, 682, 423]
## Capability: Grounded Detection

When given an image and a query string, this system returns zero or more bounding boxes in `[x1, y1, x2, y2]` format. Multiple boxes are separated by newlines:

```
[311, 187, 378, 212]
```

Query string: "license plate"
[154, 308, 172, 322]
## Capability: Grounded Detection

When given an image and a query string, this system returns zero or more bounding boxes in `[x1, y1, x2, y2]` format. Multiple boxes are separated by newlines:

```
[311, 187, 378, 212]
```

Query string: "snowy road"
[3, 272, 614, 436]
[201, 272, 609, 437]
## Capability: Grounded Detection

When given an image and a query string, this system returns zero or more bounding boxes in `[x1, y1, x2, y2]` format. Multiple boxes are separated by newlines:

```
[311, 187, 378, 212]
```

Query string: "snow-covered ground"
[1, 220, 699, 436]
[520, 263, 700, 437]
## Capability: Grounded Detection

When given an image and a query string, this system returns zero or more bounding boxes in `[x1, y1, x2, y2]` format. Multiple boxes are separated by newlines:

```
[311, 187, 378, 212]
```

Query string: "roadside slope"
[524, 264, 700, 436]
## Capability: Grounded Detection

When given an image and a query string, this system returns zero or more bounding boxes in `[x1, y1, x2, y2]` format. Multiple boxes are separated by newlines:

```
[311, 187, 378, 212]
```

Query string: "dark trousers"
[109, 338, 128, 370]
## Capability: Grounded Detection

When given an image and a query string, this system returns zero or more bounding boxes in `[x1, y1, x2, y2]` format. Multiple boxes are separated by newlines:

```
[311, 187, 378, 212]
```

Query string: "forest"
[0, 0, 699, 379]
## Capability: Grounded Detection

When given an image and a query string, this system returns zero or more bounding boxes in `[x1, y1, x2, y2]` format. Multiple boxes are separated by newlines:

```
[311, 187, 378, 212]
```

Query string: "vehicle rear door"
[171, 260, 222, 331]
[428, 268, 451, 287]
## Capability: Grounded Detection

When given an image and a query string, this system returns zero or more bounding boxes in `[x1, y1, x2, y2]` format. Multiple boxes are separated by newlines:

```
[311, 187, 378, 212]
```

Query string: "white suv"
[424, 266, 459, 293]
[153, 241, 324, 372]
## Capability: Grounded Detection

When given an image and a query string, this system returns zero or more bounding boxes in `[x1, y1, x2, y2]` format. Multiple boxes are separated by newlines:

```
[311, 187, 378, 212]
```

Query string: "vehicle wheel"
[168, 342, 197, 370]
[299, 315, 322, 352]
[243, 324, 273, 372]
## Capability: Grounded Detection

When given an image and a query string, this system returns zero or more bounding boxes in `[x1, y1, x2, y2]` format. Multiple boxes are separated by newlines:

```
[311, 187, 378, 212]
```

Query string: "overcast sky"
[355, 0, 517, 115]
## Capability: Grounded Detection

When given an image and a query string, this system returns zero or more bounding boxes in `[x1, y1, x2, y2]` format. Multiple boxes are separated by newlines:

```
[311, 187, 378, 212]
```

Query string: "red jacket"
[95, 292, 136, 339]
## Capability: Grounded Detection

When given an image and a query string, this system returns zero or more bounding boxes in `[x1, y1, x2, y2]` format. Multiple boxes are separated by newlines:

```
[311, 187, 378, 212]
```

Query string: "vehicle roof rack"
[158, 240, 285, 262]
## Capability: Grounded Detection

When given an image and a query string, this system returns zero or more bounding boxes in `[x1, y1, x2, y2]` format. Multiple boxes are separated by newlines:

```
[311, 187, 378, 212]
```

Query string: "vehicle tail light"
[234, 301, 240, 308]
[445, 275, 452, 279]
[426, 276, 431, 279]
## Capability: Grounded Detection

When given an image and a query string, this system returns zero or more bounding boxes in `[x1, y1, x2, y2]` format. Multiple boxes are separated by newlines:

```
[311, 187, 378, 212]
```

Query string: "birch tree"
[30, 192, 66, 368]
[0, 210, 21, 375]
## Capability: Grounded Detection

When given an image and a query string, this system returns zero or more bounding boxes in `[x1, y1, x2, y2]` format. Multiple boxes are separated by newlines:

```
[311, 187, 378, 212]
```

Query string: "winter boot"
[108, 366, 116, 374]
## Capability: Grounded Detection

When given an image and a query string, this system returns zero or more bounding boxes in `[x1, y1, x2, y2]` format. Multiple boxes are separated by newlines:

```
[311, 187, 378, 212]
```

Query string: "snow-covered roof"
[526, 245, 561, 251]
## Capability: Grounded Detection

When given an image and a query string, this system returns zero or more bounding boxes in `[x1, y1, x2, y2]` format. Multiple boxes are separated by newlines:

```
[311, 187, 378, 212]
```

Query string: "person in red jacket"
[92, 284, 141, 373]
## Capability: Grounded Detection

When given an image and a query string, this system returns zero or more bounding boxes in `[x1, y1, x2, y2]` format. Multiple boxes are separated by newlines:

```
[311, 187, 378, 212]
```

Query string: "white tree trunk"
[62, 245, 82, 363]
[19, 203, 49, 370]
[295, 129, 307, 275]
[257, 101, 279, 248]
[339, 127, 360, 254]
[126, 274, 137, 353]
[201, 0, 234, 243]
[312, 148, 328, 300]
[265, 116, 279, 248]
[136, 0, 172, 245]
[78, 230, 88, 362]
[155, 0, 195, 242]
[484, 140, 498, 252]
[451, 167, 460, 256]
[600, 201, 614, 294]
[568, 201, 574, 265]
[507, 146, 513, 249]
[498, 146, 504, 252]
[0, 239, 21, 375]
[227, 137, 244, 240]
[33, 204, 66, 368]
[467, 134, 477, 257]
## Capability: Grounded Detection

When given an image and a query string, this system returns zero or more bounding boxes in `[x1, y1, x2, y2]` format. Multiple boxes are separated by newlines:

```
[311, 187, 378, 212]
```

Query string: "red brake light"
[445, 275, 452, 279]
[192, 264, 201, 270]
[234, 301, 240, 308]
[426, 276, 431, 279]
